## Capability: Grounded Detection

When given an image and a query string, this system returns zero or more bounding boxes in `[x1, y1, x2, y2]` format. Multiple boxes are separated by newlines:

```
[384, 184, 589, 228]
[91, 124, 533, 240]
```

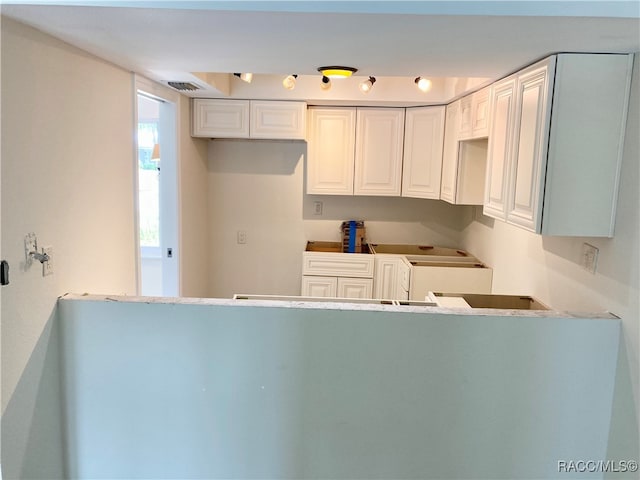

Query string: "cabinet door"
[483, 78, 516, 220]
[301, 276, 337, 297]
[402, 106, 445, 199]
[354, 108, 405, 196]
[507, 60, 554, 232]
[192, 99, 250, 138]
[458, 95, 473, 139]
[440, 101, 460, 204]
[471, 87, 490, 138]
[306, 108, 356, 195]
[250, 101, 306, 139]
[337, 277, 373, 299]
[373, 256, 400, 299]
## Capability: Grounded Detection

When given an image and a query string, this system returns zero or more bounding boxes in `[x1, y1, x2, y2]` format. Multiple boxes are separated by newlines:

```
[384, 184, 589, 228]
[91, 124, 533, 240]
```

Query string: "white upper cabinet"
[402, 106, 446, 199]
[306, 107, 356, 195]
[483, 53, 633, 237]
[354, 108, 405, 196]
[459, 86, 490, 140]
[441, 99, 489, 206]
[307, 107, 407, 197]
[250, 100, 306, 139]
[192, 99, 249, 138]
[192, 99, 306, 139]
[484, 78, 516, 219]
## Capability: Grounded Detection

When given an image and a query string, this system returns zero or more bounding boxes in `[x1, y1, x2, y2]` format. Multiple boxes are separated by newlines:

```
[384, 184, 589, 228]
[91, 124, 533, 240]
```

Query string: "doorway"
[136, 90, 179, 296]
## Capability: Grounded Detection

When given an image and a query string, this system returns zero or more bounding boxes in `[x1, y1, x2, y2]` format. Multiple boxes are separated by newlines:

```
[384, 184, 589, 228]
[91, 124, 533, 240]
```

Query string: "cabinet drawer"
[302, 252, 374, 278]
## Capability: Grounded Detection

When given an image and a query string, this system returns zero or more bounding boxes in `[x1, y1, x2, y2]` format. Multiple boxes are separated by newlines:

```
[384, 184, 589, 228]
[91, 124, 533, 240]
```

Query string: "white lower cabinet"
[301, 250, 375, 299]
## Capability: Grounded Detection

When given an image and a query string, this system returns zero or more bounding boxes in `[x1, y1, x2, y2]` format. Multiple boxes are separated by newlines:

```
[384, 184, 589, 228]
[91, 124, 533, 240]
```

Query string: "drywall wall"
[1, 17, 137, 478]
[207, 139, 469, 298]
[58, 294, 620, 479]
[178, 95, 211, 297]
[460, 55, 640, 469]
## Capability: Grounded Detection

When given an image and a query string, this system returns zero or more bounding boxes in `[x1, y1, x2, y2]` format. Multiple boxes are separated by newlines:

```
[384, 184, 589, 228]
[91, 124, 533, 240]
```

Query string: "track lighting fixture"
[282, 74, 298, 90]
[320, 75, 332, 91]
[415, 76, 432, 92]
[233, 73, 253, 83]
[317, 66, 357, 78]
[359, 76, 376, 94]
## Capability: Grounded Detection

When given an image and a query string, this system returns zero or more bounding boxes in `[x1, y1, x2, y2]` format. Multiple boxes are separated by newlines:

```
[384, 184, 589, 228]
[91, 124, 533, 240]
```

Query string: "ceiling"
[2, 1, 639, 104]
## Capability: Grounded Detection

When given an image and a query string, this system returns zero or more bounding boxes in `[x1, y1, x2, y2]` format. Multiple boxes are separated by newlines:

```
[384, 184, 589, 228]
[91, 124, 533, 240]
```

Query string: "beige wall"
[206, 138, 470, 298]
[460, 56, 640, 464]
[178, 95, 211, 297]
[1, 17, 137, 477]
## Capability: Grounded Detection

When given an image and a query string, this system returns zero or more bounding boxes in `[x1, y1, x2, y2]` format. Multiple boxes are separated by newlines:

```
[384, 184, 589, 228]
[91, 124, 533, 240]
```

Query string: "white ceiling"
[2, 1, 639, 103]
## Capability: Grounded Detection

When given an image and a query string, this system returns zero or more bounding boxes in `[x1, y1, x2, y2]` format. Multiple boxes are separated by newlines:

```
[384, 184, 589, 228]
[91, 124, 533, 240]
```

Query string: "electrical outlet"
[42, 246, 53, 276]
[313, 201, 323, 216]
[581, 243, 599, 274]
[237, 230, 247, 244]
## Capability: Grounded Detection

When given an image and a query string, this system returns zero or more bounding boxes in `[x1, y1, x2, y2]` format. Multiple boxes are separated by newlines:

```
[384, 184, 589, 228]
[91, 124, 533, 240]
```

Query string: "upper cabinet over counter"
[484, 53, 633, 237]
[191, 99, 307, 140]
[307, 106, 445, 198]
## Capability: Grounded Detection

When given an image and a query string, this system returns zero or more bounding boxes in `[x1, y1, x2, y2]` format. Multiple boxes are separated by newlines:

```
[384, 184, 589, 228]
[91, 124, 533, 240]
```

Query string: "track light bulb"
[320, 75, 332, 91]
[282, 74, 297, 90]
[234, 73, 253, 83]
[415, 77, 432, 92]
[359, 76, 376, 94]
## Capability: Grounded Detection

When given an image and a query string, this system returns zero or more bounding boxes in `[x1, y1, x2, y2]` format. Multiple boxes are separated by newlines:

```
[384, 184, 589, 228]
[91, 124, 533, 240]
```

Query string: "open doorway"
[136, 90, 179, 296]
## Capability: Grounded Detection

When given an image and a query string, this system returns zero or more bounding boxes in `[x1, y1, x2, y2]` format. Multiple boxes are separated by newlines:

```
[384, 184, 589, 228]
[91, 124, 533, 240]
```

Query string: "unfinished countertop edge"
[59, 293, 619, 320]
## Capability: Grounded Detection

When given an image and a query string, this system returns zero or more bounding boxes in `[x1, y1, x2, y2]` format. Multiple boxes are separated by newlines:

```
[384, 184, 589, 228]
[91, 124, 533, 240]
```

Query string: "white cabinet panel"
[507, 66, 553, 231]
[440, 101, 460, 204]
[337, 277, 373, 299]
[306, 108, 356, 195]
[373, 256, 400, 300]
[458, 95, 473, 139]
[484, 78, 516, 220]
[354, 108, 405, 196]
[301, 276, 337, 297]
[402, 106, 445, 199]
[192, 99, 249, 138]
[471, 87, 490, 137]
[250, 101, 306, 139]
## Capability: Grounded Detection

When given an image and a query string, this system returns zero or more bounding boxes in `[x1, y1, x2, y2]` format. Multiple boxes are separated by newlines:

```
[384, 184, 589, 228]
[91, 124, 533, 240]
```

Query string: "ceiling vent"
[167, 81, 201, 91]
